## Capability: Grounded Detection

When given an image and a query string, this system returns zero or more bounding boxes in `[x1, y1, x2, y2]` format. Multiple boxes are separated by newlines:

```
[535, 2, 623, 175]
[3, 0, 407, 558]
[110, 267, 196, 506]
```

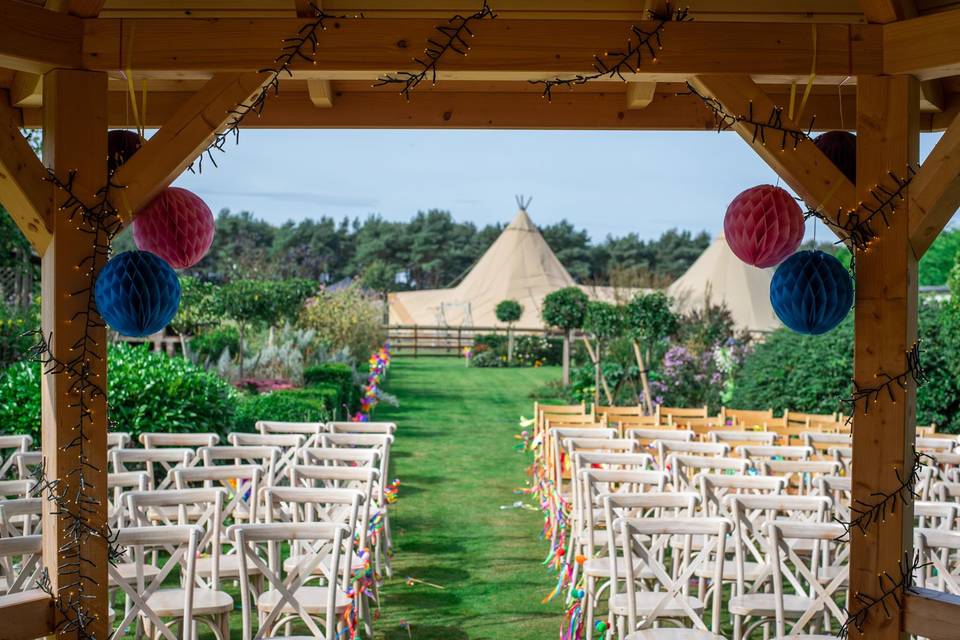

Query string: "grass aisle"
[372, 357, 562, 639]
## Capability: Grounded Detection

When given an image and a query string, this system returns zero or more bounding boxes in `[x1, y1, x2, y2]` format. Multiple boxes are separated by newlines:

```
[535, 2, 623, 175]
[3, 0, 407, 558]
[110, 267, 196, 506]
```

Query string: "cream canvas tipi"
[667, 234, 781, 333]
[389, 203, 577, 329]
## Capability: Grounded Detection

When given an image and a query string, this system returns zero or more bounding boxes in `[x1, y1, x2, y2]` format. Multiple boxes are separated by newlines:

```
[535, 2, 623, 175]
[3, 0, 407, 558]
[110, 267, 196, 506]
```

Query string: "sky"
[173, 129, 945, 242]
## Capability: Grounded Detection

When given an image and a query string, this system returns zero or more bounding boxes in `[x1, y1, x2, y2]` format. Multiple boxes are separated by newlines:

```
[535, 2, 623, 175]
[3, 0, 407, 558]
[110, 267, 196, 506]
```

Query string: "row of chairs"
[0, 420, 400, 640]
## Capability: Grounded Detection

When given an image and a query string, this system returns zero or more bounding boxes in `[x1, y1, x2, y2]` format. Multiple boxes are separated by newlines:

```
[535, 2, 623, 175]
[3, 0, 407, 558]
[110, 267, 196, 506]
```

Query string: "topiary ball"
[132, 187, 215, 269]
[95, 251, 181, 338]
[770, 250, 853, 335]
[107, 129, 142, 173]
[724, 185, 804, 268]
[814, 131, 856, 184]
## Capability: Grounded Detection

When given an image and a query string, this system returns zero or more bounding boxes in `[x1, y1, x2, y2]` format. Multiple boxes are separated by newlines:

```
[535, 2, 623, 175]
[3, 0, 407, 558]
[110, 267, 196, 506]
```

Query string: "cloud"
[198, 189, 379, 209]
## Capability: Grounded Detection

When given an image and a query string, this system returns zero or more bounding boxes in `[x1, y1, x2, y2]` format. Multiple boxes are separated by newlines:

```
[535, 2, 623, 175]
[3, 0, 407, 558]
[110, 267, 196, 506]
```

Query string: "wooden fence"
[386, 324, 566, 357]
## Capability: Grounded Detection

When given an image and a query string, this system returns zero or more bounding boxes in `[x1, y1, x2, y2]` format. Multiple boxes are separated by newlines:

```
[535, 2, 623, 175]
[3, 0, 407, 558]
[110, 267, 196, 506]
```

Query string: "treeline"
[113, 208, 712, 290]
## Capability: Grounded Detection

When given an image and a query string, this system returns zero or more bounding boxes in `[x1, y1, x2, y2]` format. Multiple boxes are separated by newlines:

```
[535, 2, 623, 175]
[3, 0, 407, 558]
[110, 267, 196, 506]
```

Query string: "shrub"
[234, 387, 339, 432]
[298, 284, 386, 359]
[191, 326, 241, 362]
[583, 301, 624, 340]
[0, 343, 239, 442]
[304, 363, 359, 411]
[0, 303, 39, 370]
[495, 299, 523, 324]
[541, 287, 589, 331]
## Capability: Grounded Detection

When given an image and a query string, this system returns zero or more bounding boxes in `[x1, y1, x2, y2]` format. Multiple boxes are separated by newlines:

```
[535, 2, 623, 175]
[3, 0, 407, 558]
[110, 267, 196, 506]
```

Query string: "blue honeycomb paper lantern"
[770, 250, 853, 335]
[95, 251, 181, 338]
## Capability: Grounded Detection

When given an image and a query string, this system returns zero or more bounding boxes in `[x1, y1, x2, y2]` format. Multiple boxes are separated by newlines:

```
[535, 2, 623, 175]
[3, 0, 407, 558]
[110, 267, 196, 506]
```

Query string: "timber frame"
[1, 1, 960, 639]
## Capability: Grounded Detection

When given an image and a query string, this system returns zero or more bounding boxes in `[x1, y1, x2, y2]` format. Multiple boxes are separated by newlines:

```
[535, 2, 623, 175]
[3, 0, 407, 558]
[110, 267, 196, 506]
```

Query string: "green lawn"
[372, 357, 563, 639]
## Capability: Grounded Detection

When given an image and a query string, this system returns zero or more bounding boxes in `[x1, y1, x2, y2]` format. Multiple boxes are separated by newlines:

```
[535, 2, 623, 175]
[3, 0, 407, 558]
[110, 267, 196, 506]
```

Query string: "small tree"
[541, 287, 589, 386]
[583, 301, 624, 405]
[495, 299, 524, 363]
[169, 276, 219, 359]
[361, 260, 396, 324]
[623, 292, 678, 414]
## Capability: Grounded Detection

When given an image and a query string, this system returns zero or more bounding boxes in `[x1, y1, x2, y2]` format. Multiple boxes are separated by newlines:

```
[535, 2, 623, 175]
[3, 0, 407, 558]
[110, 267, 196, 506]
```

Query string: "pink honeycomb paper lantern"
[723, 184, 804, 268]
[132, 187, 215, 269]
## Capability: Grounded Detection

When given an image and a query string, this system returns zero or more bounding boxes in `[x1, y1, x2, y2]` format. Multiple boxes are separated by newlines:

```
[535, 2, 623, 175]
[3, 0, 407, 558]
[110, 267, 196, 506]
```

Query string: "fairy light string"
[531, 5, 691, 101]
[374, 1, 497, 100]
[839, 552, 927, 639]
[843, 341, 926, 425]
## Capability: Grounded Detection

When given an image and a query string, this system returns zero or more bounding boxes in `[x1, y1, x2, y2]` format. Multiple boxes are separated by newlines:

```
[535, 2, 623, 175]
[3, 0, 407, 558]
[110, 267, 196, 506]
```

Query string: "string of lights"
[531, 6, 691, 101]
[193, 2, 359, 172]
[836, 450, 930, 542]
[24, 168, 125, 640]
[843, 341, 926, 425]
[806, 166, 916, 251]
[374, 1, 497, 100]
[679, 81, 815, 150]
[839, 552, 926, 639]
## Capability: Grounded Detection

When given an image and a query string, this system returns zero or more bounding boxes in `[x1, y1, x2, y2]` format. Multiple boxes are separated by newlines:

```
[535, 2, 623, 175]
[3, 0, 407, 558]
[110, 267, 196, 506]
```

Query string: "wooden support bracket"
[0, 0, 83, 73]
[908, 109, 960, 258]
[0, 90, 52, 253]
[902, 588, 960, 640]
[112, 71, 271, 225]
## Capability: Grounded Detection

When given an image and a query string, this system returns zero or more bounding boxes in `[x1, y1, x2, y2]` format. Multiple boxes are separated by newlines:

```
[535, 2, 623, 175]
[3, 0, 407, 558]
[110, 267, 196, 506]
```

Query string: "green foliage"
[583, 301, 624, 341]
[472, 334, 562, 367]
[0, 344, 239, 442]
[169, 276, 219, 336]
[304, 363, 359, 412]
[360, 260, 397, 293]
[920, 229, 960, 286]
[623, 292, 678, 342]
[495, 299, 523, 324]
[0, 303, 38, 369]
[541, 287, 589, 331]
[677, 300, 739, 352]
[217, 278, 317, 330]
[190, 326, 241, 362]
[298, 284, 386, 359]
[234, 388, 337, 432]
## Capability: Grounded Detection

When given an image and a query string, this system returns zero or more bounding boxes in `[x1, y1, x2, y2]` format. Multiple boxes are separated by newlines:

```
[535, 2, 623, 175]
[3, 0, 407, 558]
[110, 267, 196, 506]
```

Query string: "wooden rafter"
[10, 72, 43, 108]
[688, 74, 857, 230]
[112, 72, 271, 224]
[908, 109, 960, 257]
[884, 8, 960, 80]
[0, 91, 51, 253]
[79, 17, 880, 81]
[858, 0, 913, 23]
[46, 0, 106, 18]
[0, 0, 82, 74]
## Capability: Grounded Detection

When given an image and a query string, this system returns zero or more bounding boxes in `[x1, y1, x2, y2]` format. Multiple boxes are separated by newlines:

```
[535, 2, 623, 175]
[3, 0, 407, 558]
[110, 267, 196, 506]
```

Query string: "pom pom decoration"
[724, 185, 805, 268]
[132, 187, 215, 269]
[814, 131, 857, 184]
[107, 129, 142, 173]
[770, 250, 853, 335]
[94, 251, 181, 338]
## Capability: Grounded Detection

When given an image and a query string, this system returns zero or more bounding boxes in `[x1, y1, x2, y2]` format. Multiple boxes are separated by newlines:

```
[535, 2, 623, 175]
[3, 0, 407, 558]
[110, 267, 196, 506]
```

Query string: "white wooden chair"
[695, 473, 786, 519]
[174, 464, 263, 524]
[708, 431, 777, 447]
[0, 498, 41, 537]
[257, 421, 325, 448]
[815, 475, 851, 525]
[916, 528, 960, 594]
[140, 433, 220, 449]
[613, 516, 731, 639]
[299, 447, 380, 470]
[229, 434, 306, 485]
[667, 454, 751, 492]
[627, 428, 693, 454]
[11, 451, 41, 481]
[916, 436, 956, 454]
[0, 534, 41, 595]
[654, 441, 728, 471]
[200, 445, 280, 488]
[915, 501, 959, 531]
[108, 525, 206, 640]
[107, 432, 132, 449]
[767, 521, 848, 638]
[328, 421, 396, 435]
[107, 471, 150, 527]
[801, 432, 850, 456]
[0, 436, 31, 480]
[110, 448, 195, 490]
[0, 479, 34, 500]
[737, 445, 814, 464]
[760, 459, 844, 495]
[232, 522, 351, 640]
[547, 428, 617, 496]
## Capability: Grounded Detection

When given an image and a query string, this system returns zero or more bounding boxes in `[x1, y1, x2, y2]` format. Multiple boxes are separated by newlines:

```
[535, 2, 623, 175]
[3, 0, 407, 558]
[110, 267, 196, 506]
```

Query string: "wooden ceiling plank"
[112, 71, 271, 225]
[689, 74, 858, 233]
[884, 8, 960, 79]
[0, 0, 83, 73]
[79, 17, 880, 80]
[908, 107, 960, 257]
[0, 90, 52, 253]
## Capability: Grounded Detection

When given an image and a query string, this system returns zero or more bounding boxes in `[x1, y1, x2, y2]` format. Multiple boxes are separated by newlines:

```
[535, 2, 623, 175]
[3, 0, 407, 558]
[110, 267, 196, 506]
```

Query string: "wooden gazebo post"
[40, 68, 109, 639]
[850, 74, 920, 640]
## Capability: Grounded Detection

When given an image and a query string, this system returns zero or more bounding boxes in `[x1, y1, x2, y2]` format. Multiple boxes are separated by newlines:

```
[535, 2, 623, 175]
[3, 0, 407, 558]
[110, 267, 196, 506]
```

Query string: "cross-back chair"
[0, 436, 31, 480]
[110, 448, 195, 490]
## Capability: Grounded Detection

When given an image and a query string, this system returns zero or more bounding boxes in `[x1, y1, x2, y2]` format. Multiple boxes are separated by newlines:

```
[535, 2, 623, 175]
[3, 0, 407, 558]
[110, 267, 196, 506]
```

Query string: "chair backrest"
[11, 452, 41, 480]
[708, 430, 777, 446]
[695, 472, 786, 517]
[109, 525, 202, 640]
[802, 431, 851, 452]
[232, 522, 349, 640]
[109, 448, 195, 489]
[915, 500, 959, 530]
[107, 431, 131, 449]
[759, 460, 843, 494]
[289, 464, 377, 552]
[784, 410, 837, 428]
[916, 528, 960, 593]
[299, 447, 380, 469]
[767, 521, 848, 637]
[199, 445, 280, 487]
[328, 421, 397, 435]
[0, 498, 42, 537]
[917, 436, 956, 453]
[0, 436, 31, 479]
[0, 534, 42, 594]
[627, 426, 690, 450]
[654, 440, 727, 470]
[737, 445, 813, 463]
[667, 454, 751, 492]
[140, 432, 220, 449]
[661, 405, 708, 422]
[319, 433, 392, 508]
[722, 407, 774, 427]
[617, 516, 731, 634]
[0, 479, 33, 500]
[107, 471, 150, 527]
[816, 475, 851, 523]
[258, 420, 325, 436]
[174, 464, 263, 525]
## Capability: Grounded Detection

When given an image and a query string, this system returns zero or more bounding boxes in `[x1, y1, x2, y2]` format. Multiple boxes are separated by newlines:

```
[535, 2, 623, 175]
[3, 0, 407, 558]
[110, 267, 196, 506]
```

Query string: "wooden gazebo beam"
[0, 0, 82, 74]
[0, 91, 52, 253]
[884, 9, 960, 80]
[908, 110, 960, 258]
[112, 71, 271, 223]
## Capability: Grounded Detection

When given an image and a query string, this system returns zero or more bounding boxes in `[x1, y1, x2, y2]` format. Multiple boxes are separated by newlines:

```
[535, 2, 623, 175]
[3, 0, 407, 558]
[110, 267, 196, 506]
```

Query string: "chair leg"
[584, 575, 595, 639]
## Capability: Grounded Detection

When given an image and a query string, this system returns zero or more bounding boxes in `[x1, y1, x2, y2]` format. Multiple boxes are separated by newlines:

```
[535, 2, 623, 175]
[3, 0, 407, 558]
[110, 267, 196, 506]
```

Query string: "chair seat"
[258, 585, 351, 614]
[147, 588, 233, 617]
[196, 554, 262, 578]
[108, 562, 162, 585]
[728, 593, 816, 618]
[694, 560, 764, 582]
[626, 630, 724, 640]
[611, 592, 704, 617]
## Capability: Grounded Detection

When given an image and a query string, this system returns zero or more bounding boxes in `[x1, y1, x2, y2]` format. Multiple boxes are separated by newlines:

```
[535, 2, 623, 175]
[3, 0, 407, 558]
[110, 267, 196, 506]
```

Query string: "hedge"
[304, 363, 359, 412]
[233, 387, 340, 432]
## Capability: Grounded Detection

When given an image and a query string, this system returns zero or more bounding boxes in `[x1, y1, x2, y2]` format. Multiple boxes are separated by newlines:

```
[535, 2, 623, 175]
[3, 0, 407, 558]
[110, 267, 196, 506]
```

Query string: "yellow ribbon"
[124, 22, 146, 139]
[795, 24, 818, 122]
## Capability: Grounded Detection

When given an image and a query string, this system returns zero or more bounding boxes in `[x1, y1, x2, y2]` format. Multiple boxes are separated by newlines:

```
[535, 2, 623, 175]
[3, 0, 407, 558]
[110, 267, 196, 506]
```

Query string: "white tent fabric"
[389, 209, 578, 329]
[667, 235, 782, 333]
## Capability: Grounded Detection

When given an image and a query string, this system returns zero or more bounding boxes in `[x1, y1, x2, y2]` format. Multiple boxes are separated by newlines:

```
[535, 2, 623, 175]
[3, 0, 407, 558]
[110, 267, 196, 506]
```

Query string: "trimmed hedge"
[234, 387, 339, 432]
[304, 363, 359, 412]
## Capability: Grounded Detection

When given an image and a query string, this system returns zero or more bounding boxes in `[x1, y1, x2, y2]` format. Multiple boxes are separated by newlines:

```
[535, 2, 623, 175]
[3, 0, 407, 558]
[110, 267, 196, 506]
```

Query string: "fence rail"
[386, 324, 570, 357]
